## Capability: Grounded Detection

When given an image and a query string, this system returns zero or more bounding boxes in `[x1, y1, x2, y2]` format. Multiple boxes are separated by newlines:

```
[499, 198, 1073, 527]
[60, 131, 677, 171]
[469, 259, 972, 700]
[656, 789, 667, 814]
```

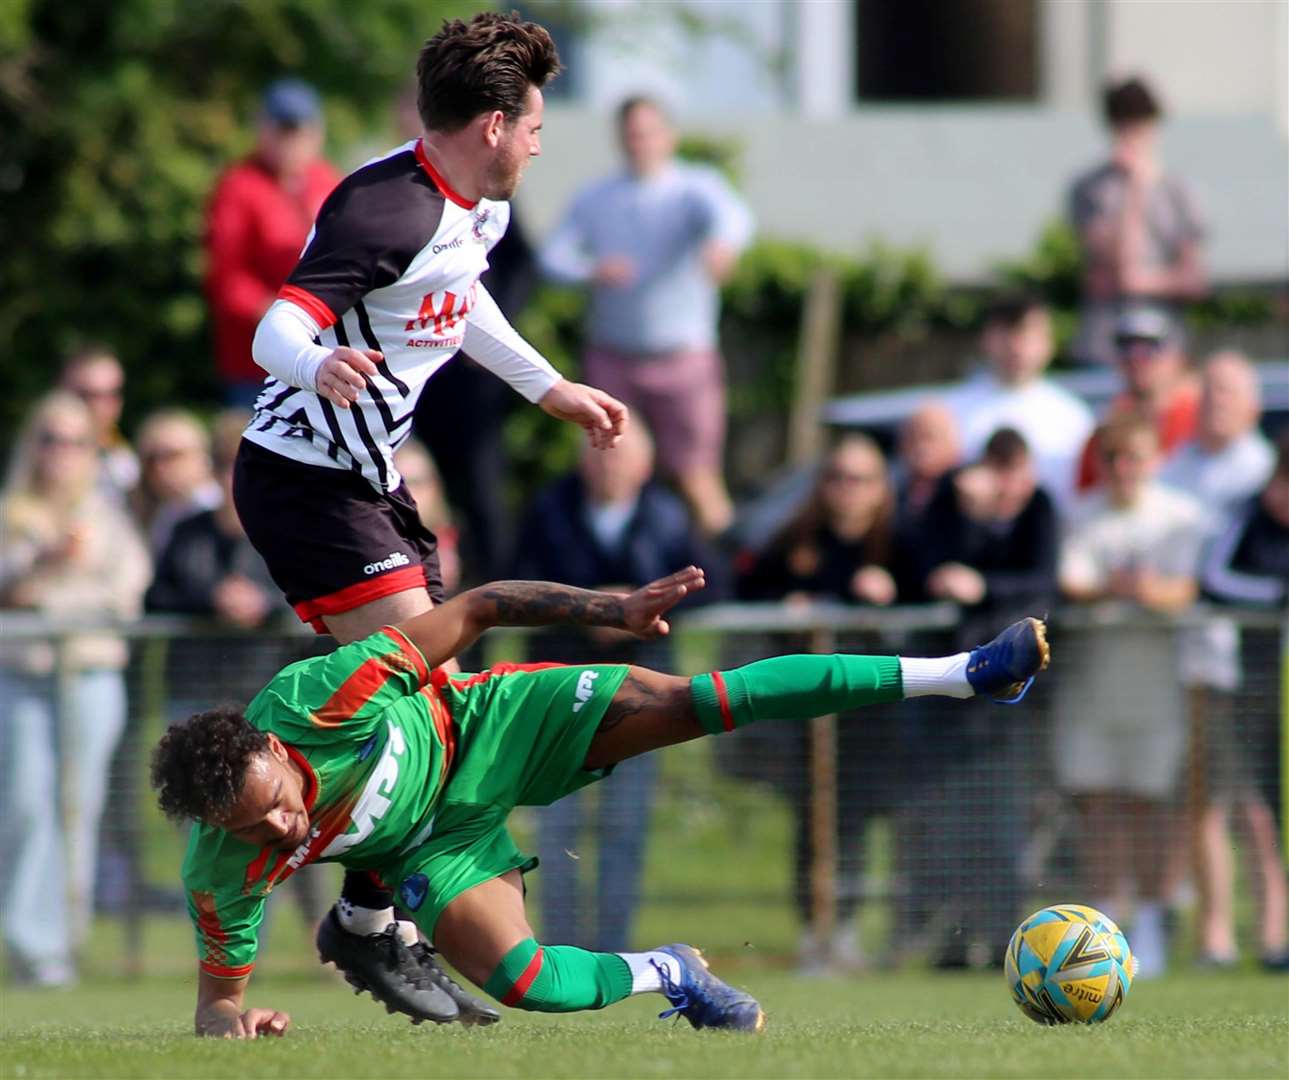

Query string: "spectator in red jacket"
[204, 79, 340, 405]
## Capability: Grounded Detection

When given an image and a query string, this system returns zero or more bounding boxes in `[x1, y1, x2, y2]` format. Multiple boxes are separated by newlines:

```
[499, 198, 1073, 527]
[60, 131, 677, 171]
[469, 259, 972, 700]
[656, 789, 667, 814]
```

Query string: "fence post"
[808, 627, 839, 961]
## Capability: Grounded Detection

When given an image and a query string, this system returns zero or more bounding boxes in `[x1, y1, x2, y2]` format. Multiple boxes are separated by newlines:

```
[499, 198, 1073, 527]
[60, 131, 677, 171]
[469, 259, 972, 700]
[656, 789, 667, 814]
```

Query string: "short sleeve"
[182, 825, 267, 978]
[1166, 177, 1205, 246]
[247, 626, 430, 746]
[1067, 172, 1099, 233]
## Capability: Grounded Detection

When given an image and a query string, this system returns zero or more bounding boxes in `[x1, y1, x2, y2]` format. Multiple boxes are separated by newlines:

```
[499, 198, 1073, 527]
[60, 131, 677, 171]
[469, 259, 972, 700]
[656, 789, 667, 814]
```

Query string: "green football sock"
[483, 938, 632, 1013]
[690, 653, 903, 735]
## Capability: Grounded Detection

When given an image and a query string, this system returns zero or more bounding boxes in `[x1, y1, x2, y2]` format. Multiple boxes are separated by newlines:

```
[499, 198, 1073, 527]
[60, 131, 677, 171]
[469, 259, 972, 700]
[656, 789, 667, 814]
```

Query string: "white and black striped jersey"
[244, 139, 559, 492]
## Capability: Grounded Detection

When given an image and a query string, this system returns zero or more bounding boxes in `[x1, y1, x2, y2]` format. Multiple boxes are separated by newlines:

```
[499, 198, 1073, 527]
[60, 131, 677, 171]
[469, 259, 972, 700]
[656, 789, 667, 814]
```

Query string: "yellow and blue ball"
[1004, 903, 1134, 1025]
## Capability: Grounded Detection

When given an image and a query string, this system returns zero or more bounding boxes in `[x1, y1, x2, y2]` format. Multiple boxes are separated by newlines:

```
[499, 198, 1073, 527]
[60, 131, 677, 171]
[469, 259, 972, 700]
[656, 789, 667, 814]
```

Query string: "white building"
[520, 0, 1288, 283]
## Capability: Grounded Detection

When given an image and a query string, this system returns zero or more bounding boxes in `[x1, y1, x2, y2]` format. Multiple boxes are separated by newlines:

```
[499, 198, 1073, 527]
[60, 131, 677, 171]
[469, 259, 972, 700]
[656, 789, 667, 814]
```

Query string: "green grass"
[3, 969, 1286, 1079]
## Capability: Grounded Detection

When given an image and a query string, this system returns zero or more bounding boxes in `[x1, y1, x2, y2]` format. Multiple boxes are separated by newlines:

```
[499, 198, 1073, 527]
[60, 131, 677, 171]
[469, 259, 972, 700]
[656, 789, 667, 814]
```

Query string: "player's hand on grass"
[539, 379, 629, 449]
[623, 566, 706, 639]
[201, 1008, 291, 1039]
[315, 347, 381, 409]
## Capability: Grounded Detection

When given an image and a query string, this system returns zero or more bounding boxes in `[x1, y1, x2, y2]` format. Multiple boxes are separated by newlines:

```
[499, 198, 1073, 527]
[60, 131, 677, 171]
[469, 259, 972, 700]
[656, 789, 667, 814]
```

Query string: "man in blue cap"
[205, 79, 342, 406]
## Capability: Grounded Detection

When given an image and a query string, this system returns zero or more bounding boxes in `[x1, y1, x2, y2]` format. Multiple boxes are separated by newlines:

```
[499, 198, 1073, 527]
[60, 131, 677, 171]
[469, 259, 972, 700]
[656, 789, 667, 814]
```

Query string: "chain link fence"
[1, 605, 1283, 977]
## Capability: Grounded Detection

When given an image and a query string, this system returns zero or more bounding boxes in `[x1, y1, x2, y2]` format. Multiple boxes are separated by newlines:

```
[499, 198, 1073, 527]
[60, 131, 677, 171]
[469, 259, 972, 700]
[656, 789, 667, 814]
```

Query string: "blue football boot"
[965, 616, 1050, 704]
[651, 944, 766, 1033]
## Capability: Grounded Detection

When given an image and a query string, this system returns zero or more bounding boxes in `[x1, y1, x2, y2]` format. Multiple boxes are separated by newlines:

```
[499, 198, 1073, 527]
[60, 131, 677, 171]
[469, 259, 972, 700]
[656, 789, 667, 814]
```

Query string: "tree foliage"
[0, 0, 473, 438]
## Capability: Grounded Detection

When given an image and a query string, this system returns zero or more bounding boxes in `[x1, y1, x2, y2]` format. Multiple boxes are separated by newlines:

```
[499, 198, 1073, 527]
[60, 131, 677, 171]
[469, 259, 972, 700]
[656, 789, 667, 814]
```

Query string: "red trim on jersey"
[501, 946, 545, 1007]
[277, 284, 338, 330]
[243, 847, 271, 891]
[446, 661, 566, 691]
[415, 139, 478, 209]
[418, 684, 458, 785]
[293, 565, 427, 633]
[380, 625, 430, 685]
[192, 889, 246, 976]
[310, 657, 397, 729]
[710, 670, 735, 732]
[200, 960, 256, 979]
[283, 743, 319, 811]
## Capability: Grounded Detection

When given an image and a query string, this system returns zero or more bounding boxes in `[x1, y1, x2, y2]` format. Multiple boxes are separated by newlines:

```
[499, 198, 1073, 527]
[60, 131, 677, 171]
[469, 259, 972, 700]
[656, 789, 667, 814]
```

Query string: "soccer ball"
[1004, 903, 1134, 1025]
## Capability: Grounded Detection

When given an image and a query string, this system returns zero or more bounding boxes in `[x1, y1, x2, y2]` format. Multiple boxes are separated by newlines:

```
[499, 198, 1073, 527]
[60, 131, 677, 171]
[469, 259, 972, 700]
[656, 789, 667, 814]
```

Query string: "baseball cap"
[262, 79, 322, 126]
[1113, 306, 1182, 350]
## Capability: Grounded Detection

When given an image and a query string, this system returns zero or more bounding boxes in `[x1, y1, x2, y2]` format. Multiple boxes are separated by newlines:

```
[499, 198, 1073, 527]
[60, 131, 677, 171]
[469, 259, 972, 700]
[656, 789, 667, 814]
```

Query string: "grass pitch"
[3, 967, 1285, 1079]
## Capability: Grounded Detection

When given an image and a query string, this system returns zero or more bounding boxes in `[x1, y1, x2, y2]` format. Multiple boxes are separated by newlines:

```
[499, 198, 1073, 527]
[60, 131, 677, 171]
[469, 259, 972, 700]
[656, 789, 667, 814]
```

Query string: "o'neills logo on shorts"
[364, 551, 411, 576]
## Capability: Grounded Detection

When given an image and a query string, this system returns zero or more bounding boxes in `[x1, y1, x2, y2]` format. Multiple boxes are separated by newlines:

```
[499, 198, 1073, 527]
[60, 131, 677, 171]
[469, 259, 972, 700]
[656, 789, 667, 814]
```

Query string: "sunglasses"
[823, 469, 883, 485]
[73, 386, 124, 401]
[143, 446, 198, 465]
[38, 431, 91, 450]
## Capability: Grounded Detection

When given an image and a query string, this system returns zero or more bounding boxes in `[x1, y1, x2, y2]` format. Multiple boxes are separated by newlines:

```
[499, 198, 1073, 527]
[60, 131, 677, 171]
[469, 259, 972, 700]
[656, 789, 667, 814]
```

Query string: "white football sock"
[395, 920, 420, 947]
[899, 654, 973, 698]
[337, 898, 396, 935]
[618, 951, 679, 995]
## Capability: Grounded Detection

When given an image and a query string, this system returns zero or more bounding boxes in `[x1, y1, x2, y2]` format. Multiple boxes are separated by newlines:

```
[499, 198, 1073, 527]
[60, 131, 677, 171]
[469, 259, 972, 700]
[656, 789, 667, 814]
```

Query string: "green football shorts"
[379, 661, 632, 940]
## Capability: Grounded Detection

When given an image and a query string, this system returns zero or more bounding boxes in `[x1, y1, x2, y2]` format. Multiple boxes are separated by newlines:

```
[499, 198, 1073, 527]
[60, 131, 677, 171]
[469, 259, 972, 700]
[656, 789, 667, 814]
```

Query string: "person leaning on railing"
[0, 392, 151, 987]
[734, 433, 905, 974]
[1193, 434, 1289, 971]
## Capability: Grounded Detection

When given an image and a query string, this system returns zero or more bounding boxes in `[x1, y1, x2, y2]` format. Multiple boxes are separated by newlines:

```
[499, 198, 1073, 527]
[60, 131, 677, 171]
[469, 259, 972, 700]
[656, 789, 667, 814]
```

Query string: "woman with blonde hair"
[0, 392, 151, 986]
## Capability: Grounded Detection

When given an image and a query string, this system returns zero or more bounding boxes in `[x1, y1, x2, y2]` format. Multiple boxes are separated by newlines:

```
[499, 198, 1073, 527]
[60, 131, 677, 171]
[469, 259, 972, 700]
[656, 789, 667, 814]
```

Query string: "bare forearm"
[473, 580, 627, 630]
[395, 581, 629, 672]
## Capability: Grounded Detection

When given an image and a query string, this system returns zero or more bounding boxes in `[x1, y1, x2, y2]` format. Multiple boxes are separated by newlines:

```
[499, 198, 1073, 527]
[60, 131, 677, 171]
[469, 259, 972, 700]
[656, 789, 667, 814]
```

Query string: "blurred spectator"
[898, 429, 1057, 969]
[1194, 436, 1289, 970]
[1160, 350, 1274, 509]
[393, 439, 460, 596]
[1201, 434, 1289, 609]
[1056, 414, 1208, 978]
[205, 79, 340, 406]
[736, 434, 901, 972]
[914, 428, 1058, 628]
[514, 422, 718, 951]
[540, 95, 754, 536]
[1077, 306, 1199, 491]
[397, 81, 539, 581]
[0, 393, 150, 986]
[946, 293, 1093, 508]
[893, 402, 961, 529]
[58, 343, 138, 503]
[130, 409, 220, 558]
[145, 410, 282, 631]
[1067, 75, 1207, 366]
[739, 435, 900, 606]
[146, 410, 329, 944]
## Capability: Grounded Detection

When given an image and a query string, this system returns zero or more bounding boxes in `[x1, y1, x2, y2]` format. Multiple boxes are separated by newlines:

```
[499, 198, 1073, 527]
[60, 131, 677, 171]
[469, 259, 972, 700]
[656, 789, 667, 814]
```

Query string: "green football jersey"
[182, 626, 455, 977]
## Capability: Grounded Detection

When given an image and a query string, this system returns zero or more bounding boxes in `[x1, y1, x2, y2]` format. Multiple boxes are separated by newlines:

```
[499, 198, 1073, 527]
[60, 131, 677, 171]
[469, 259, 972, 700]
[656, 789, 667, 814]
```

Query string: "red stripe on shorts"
[501, 946, 545, 1007]
[293, 565, 426, 632]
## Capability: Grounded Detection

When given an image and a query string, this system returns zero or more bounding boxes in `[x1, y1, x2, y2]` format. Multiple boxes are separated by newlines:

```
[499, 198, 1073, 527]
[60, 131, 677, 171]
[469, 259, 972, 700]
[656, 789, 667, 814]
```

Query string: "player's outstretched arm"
[394, 567, 706, 671]
[195, 970, 290, 1039]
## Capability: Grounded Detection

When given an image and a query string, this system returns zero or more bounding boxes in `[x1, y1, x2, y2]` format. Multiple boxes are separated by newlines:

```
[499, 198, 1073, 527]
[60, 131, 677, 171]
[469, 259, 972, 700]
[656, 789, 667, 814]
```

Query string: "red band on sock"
[710, 670, 735, 732]
[501, 946, 545, 1007]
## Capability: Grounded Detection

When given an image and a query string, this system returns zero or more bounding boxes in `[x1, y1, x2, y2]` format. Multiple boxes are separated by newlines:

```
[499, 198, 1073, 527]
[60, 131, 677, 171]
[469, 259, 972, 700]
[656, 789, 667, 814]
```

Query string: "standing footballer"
[232, 13, 626, 1023]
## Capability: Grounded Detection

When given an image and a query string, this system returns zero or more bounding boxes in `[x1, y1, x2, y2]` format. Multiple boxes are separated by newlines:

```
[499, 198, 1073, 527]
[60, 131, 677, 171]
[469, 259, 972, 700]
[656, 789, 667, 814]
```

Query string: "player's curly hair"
[151, 706, 268, 824]
[417, 11, 561, 132]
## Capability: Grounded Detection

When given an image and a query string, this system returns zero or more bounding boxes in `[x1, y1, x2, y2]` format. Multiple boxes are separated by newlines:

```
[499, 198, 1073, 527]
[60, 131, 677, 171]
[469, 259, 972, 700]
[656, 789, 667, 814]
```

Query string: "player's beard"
[482, 142, 527, 201]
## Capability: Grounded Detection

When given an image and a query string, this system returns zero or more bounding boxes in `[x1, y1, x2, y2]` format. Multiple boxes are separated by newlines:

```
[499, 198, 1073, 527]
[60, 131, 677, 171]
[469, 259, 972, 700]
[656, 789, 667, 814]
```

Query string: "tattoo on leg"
[598, 674, 660, 734]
